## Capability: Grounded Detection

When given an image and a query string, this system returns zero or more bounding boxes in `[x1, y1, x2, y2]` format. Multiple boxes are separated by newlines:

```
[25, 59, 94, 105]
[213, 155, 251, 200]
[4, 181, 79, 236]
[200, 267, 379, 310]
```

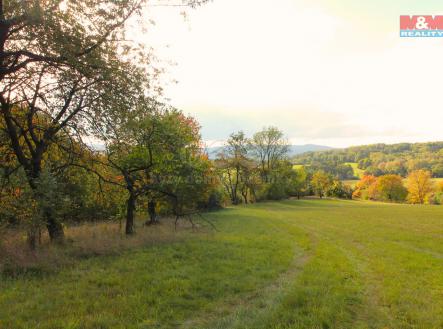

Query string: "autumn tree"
[352, 175, 377, 199]
[311, 170, 332, 198]
[103, 101, 209, 234]
[406, 170, 433, 204]
[372, 175, 407, 202]
[0, 0, 153, 241]
[145, 108, 215, 224]
[0, 0, 210, 241]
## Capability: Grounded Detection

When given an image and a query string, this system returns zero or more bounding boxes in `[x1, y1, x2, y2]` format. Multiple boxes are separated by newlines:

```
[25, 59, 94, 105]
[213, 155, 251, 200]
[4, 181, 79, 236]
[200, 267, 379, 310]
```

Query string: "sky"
[134, 0, 443, 148]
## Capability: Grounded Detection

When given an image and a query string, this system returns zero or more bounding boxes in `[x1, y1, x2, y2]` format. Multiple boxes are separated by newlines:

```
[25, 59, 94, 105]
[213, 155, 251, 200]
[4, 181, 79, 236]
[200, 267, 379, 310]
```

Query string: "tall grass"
[0, 218, 194, 277]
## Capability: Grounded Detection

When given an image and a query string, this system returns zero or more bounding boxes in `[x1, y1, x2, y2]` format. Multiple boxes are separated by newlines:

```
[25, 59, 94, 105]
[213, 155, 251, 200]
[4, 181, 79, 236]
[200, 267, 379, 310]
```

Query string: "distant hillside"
[287, 144, 333, 155]
[206, 144, 333, 159]
[292, 142, 443, 179]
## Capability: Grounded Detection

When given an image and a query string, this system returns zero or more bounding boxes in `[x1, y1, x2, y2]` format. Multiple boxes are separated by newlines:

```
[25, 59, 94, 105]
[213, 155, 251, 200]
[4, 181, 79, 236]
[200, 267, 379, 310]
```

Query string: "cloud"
[132, 0, 443, 147]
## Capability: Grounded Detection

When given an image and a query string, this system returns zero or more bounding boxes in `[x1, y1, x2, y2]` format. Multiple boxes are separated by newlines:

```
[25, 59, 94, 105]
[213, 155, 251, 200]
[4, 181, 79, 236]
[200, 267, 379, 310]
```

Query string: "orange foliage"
[352, 175, 377, 199]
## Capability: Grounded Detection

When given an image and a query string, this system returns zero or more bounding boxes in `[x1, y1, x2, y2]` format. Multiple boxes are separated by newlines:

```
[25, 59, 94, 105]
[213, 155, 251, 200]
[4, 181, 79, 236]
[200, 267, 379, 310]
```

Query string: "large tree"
[371, 175, 407, 202]
[250, 126, 289, 182]
[104, 101, 207, 234]
[0, 0, 208, 241]
[0, 0, 152, 241]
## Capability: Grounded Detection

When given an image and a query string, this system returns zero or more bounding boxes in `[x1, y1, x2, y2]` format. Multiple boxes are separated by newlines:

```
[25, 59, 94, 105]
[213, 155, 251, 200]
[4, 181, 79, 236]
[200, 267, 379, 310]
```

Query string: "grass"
[345, 162, 365, 178]
[0, 220, 187, 277]
[1, 200, 443, 328]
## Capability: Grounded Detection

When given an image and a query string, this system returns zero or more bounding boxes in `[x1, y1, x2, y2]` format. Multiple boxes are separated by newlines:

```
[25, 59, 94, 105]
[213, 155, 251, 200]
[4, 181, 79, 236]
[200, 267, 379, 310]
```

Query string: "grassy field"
[345, 162, 365, 178]
[1, 200, 443, 328]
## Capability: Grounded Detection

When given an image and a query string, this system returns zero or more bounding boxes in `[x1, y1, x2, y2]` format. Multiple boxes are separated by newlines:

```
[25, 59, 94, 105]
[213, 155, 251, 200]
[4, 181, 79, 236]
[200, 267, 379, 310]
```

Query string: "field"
[1, 200, 443, 328]
[345, 162, 365, 178]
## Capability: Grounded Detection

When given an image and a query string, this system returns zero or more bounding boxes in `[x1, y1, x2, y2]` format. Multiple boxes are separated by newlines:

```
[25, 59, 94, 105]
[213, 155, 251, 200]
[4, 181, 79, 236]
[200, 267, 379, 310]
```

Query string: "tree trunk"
[27, 230, 37, 250]
[30, 169, 65, 243]
[145, 200, 158, 225]
[126, 193, 136, 235]
[242, 189, 248, 204]
[46, 213, 65, 242]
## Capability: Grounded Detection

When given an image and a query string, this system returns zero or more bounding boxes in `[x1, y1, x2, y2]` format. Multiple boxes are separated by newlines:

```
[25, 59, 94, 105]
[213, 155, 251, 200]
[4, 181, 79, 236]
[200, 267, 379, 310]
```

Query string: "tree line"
[0, 0, 213, 248]
[293, 142, 443, 178]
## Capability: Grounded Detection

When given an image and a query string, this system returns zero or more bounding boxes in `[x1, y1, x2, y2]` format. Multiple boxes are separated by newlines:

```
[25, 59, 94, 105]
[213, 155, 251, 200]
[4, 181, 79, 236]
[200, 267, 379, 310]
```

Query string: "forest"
[292, 142, 443, 179]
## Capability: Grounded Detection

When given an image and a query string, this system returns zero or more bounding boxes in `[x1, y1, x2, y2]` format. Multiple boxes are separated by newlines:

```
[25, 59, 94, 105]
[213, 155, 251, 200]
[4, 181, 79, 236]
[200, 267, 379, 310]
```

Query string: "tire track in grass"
[185, 245, 311, 329]
[183, 206, 313, 329]
[259, 203, 385, 329]
[287, 218, 393, 328]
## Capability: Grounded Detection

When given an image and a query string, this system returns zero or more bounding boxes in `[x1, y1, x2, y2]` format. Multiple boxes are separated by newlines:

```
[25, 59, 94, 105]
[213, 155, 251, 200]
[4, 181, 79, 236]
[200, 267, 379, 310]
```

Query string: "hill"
[206, 144, 333, 159]
[292, 141, 443, 179]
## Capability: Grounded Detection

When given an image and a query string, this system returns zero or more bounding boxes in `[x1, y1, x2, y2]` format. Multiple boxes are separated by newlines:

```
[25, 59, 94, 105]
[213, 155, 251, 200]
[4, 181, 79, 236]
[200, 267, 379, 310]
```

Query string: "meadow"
[1, 199, 442, 329]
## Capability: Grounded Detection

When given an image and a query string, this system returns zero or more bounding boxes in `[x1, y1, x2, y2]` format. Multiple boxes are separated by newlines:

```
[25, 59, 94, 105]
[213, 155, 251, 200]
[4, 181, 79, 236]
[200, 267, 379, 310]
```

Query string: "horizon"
[136, 0, 443, 148]
[203, 140, 443, 150]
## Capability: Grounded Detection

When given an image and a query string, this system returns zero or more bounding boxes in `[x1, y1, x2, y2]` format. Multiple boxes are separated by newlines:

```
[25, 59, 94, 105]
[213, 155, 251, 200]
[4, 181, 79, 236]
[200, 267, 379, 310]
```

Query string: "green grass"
[345, 162, 365, 178]
[1, 200, 443, 328]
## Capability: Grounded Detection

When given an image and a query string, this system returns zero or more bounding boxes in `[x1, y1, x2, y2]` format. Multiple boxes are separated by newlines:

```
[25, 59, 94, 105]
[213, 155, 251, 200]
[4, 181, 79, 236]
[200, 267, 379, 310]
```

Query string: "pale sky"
[135, 0, 443, 147]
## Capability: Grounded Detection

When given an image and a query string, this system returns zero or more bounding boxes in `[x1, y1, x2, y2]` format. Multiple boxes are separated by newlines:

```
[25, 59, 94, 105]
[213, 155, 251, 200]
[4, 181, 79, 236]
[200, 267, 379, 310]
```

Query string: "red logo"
[400, 15, 443, 30]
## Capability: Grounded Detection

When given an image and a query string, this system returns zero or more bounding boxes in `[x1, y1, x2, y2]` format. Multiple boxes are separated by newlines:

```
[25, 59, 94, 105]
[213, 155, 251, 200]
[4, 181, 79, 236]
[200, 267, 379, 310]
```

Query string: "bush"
[327, 181, 353, 199]
[429, 192, 443, 205]
[202, 188, 227, 210]
[266, 182, 288, 200]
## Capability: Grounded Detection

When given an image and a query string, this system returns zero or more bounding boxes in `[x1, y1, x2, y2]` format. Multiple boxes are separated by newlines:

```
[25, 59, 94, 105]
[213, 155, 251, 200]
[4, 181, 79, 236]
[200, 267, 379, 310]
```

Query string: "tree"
[238, 159, 260, 204]
[406, 170, 433, 204]
[326, 180, 353, 200]
[311, 171, 332, 198]
[293, 166, 308, 199]
[104, 102, 207, 234]
[372, 175, 407, 202]
[0, 0, 210, 241]
[153, 146, 215, 226]
[251, 127, 289, 182]
[352, 175, 377, 199]
[0, 0, 152, 241]
[216, 131, 251, 205]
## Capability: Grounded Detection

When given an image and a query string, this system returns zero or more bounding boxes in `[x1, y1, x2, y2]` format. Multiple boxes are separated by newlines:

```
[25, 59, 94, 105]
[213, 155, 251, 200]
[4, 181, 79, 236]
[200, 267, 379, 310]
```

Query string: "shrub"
[266, 182, 288, 200]
[327, 181, 353, 199]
